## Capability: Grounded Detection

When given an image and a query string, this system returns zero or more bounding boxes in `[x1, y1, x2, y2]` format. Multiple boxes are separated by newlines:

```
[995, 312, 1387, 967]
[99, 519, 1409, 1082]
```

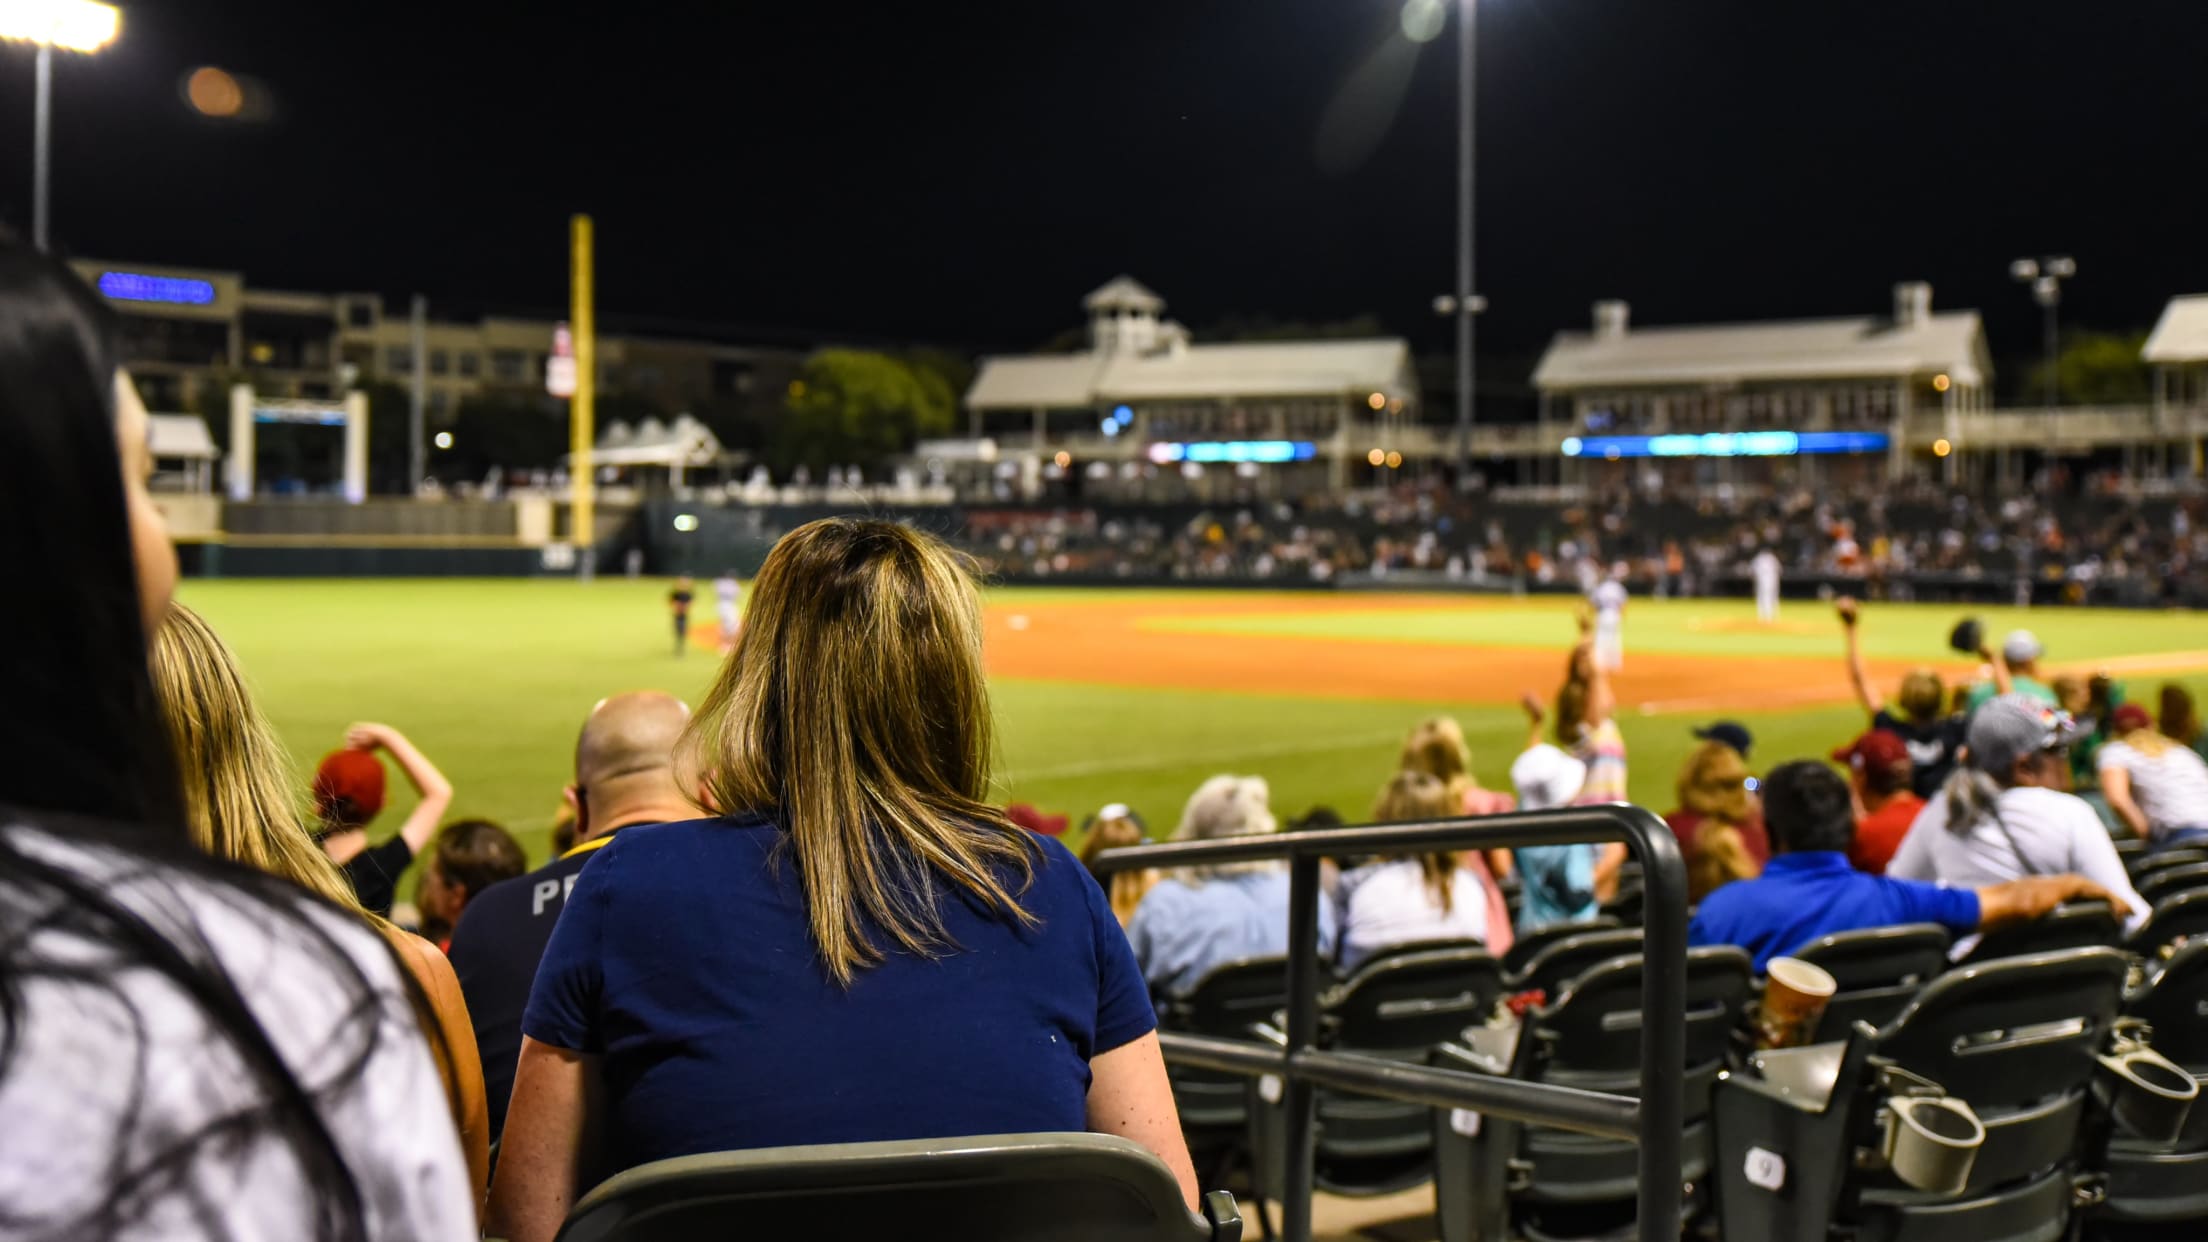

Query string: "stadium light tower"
[2010, 255, 2075, 410]
[1430, 0, 1480, 486]
[0, 0, 121, 251]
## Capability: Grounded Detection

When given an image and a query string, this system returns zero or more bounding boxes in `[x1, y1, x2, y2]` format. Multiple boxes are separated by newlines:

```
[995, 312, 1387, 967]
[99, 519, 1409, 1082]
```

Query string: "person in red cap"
[1834, 729, 1921, 874]
[315, 722, 453, 918]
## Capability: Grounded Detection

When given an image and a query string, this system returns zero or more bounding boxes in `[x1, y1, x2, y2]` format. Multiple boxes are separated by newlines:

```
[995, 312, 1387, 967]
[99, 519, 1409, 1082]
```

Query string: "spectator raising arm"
[1837, 597, 1885, 717]
[346, 721, 453, 856]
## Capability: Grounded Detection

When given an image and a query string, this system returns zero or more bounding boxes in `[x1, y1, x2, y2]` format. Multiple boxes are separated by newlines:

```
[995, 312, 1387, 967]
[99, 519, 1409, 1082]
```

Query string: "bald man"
[448, 692, 698, 1136]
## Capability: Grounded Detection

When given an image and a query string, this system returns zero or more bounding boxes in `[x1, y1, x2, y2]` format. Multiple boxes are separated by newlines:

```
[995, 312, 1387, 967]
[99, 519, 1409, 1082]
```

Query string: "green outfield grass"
[178, 580, 2208, 908]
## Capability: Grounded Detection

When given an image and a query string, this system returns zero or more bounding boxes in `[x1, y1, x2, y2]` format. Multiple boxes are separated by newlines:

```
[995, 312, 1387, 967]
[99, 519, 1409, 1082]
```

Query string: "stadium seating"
[1502, 928, 1647, 1001]
[1845, 947, 2130, 1241]
[1429, 946, 1753, 1242]
[1156, 957, 1288, 1186]
[1790, 923, 1951, 1042]
[1499, 917, 1625, 978]
[2128, 888, 2208, 957]
[2135, 861, 2208, 907]
[551, 1132, 1242, 1242]
[2097, 939, 2208, 1232]
[1955, 899, 2122, 967]
[1245, 947, 1506, 1201]
[2123, 847, 2207, 883]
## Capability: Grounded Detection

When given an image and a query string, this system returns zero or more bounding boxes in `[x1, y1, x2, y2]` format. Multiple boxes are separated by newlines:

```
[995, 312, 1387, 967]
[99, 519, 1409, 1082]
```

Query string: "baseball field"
[180, 579, 2208, 887]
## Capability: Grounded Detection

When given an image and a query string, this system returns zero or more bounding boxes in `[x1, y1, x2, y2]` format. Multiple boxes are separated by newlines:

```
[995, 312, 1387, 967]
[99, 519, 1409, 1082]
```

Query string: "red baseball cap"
[313, 749, 387, 830]
[1005, 803, 1069, 836]
[2110, 704, 2152, 734]
[1832, 729, 1911, 773]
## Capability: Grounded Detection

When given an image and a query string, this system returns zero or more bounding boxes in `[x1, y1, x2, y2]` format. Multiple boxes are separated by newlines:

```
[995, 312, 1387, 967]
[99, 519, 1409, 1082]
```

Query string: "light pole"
[1, 1, 121, 251]
[2010, 255, 2075, 409]
[1433, 0, 1478, 486]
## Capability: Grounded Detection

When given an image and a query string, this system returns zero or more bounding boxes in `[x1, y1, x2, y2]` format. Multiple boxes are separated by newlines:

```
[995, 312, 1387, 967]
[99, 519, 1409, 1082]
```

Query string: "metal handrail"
[1089, 804, 1689, 1242]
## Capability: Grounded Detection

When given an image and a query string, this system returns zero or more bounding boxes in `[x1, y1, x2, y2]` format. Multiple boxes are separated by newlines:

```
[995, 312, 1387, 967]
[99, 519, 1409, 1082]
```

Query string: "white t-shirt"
[1887, 786, 2147, 934]
[0, 825, 475, 1242]
[2098, 739, 2208, 837]
[1592, 580, 1627, 622]
[1334, 858, 1489, 973]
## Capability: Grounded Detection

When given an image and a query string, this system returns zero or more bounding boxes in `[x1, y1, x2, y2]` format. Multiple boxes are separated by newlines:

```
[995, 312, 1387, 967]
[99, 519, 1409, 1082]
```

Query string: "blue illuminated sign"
[1147, 440, 1317, 464]
[98, 271, 218, 306]
[1560, 431, 1889, 459]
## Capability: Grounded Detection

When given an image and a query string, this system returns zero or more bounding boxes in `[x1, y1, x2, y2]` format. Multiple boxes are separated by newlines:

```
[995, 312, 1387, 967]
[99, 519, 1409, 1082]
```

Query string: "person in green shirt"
[1963, 630, 2060, 712]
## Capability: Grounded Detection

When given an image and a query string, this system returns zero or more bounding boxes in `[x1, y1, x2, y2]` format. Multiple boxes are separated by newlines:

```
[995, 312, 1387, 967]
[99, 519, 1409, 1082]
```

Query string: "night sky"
[5, 0, 2206, 377]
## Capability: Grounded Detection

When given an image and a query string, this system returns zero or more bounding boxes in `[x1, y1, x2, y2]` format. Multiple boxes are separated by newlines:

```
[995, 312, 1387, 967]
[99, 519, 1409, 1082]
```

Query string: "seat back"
[2129, 887, 2208, 957]
[1345, 937, 1484, 976]
[2126, 847, 2208, 882]
[2138, 861, 2208, 906]
[555, 1132, 1236, 1242]
[1871, 947, 2129, 1195]
[2129, 938, 2208, 1077]
[1506, 928, 1646, 999]
[1956, 899, 2121, 967]
[1158, 957, 1287, 1138]
[1500, 917, 1623, 977]
[1794, 924, 1951, 1042]
[1328, 947, 1505, 1053]
[1529, 946, 1755, 1092]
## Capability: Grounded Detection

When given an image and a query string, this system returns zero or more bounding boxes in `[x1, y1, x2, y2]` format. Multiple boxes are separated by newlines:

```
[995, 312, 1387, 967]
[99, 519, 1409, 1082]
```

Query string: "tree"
[355, 380, 414, 495]
[439, 394, 569, 482]
[2042, 330, 2151, 406]
[773, 349, 956, 475]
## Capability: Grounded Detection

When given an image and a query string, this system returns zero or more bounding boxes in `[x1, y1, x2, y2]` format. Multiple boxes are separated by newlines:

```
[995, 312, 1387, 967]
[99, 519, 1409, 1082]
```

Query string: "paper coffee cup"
[1758, 957, 1838, 1049]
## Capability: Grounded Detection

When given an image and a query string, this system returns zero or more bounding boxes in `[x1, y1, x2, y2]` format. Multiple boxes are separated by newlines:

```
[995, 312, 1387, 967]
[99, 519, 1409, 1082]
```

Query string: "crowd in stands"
[6, 244, 2207, 1237]
[956, 480, 2208, 605]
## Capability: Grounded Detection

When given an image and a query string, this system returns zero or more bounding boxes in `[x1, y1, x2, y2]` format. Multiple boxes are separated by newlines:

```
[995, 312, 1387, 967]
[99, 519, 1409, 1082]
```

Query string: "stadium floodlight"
[0, 0, 121, 251]
[2011, 255, 2076, 408]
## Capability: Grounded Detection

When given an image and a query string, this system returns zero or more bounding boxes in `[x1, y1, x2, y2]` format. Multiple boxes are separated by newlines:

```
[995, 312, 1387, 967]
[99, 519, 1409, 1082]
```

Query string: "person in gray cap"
[1965, 629, 2058, 712]
[1888, 694, 2146, 937]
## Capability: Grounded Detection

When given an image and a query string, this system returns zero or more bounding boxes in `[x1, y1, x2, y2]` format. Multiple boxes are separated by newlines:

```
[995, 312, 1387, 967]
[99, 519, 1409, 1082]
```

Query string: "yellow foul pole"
[570, 213, 595, 568]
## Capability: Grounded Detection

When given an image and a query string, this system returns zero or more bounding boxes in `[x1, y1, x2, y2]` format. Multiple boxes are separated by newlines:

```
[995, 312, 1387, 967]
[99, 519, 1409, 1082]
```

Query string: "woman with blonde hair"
[149, 602, 493, 1211]
[2098, 703, 2208, 849]
[490, 519, 1195, 1242]
[1396, 716, 1515, 955]
[1660, 740, 1768, 903]
[1078, 803, 1157, 926]
[1332, 772, 1491, 972]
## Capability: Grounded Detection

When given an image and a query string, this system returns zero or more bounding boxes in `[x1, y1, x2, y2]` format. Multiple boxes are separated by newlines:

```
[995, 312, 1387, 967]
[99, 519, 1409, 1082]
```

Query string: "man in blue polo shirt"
[1690, 759, 2127, 972]
[448, 691, 697, 1135]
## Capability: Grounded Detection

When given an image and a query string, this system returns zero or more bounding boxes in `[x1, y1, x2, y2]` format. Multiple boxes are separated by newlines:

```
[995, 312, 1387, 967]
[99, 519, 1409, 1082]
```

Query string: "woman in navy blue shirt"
[487, 520, 1193, 1242]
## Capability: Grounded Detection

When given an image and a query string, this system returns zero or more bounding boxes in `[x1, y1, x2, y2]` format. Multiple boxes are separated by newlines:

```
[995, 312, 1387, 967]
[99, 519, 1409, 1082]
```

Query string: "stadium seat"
[2136, 861, 2208, 907]
[1499, 917, 1625, 978]
[552, 1132, 1242, 1242]
[1502, 927, 1646, 1001]
[1245, 946, 1506, 1202]
[2123, 847, 2207, 883]
[1429, 946, 1754, 1242]
[1343, 937, 1487, 975]
[1955, 899, 2122, 968]
[2127, 888, 2208, 958]
[2098, 938, 2208, 1232]
[1156, 957, 1288, 1185]
[1791, 923, 1951, 1042]
[1845, 947, 2131, 1242]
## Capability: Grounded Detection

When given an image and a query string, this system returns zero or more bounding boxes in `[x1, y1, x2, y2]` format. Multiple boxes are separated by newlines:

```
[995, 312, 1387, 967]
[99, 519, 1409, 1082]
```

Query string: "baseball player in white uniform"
[1751, 549, 1782, 624]
[1591, 575, 1628, 672]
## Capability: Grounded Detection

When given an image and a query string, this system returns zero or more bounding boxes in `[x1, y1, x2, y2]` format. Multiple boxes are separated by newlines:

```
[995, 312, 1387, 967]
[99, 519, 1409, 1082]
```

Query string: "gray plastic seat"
[1792, 923, 1950, 1042]
[2100, 939, 2208, 1228]
[2128, 888, 2208, 957]
[1503, 927, 1645, 1000]
[1500, 917, 1624, 978]
[1431, 946, 1754, 1242]
[2136, 861, 2208, 907]
[1845, 947, 2131, 1242]
[1156, 957, 1287, 1173]
[2124, 847, 2208, 883]
[1247, 947, 1507, 1200]
[553, 1132, 1241, 1242]
[1954, 899, 2121, 967]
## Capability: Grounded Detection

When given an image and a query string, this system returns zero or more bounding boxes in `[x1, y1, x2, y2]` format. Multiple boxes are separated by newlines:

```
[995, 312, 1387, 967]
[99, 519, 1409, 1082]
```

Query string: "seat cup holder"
[1882, 1095, 1986, 1195]
[2096, 1045, 2200, 1144]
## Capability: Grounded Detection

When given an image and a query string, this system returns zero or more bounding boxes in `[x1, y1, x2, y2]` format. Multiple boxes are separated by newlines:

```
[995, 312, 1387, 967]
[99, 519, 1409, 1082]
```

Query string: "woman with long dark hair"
[0, 241, 473, 1239]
